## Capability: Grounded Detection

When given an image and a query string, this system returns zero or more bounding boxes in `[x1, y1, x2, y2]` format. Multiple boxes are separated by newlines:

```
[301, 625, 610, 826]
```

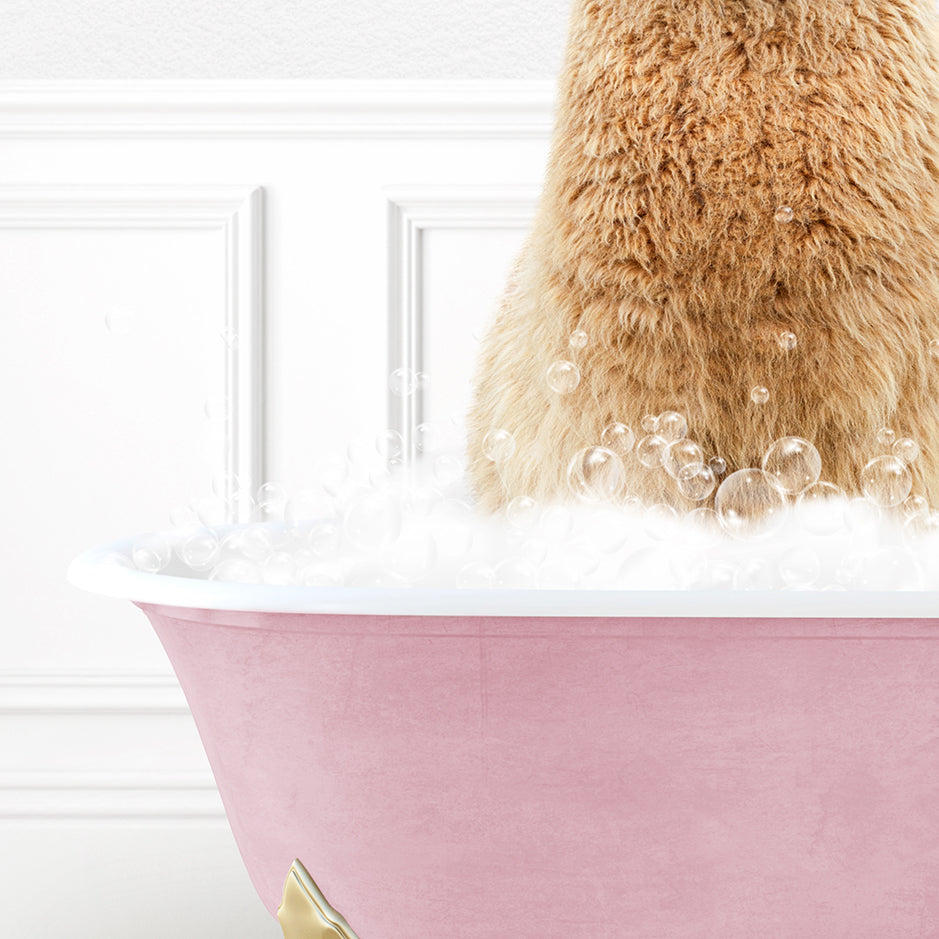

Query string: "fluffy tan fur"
[467, 0, 939, 512]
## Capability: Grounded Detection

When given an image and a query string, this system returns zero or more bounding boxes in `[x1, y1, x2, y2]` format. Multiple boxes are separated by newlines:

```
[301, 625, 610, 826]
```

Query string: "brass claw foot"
[277, 859, 361, 939]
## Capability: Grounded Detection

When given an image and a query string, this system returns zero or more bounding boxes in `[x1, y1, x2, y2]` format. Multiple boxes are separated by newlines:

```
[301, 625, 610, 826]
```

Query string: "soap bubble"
[750, 385, 770, 405]
[507, 495, 541, 531]
[929, 340, 939, 360]
[708, 456, 727, 476]
[343, 491, 403, 550]
[902, 495, 930, 520]
[256, 483, 287, 520]
[389, 367, 418, 396]
[739, 558, 775, 590]
[456, 561, 496, 589]
[483, 429, 516, 463]
[546, 360, 581, 394]
[664, 438, 704, 478]
[778, 331, 797, 351]
[416, 371, 431, 391]
[774, 205, 794, 223]
[433, 453, 464, 488]
[779, 546, 821, 588]
[169, 503, 200, 529]
[569, 328, 589, 349]
[285, 488, 335, 528]
[228, 488, 257, 522]
[223, 524, 275, 563]
[762, 437, 822, 495]
[178, 528, 221, 570]
[893, 437, 920, 463]
[306, 520, 342, 558]
[263, 551, 297, 585]
[876, 427, 896, 448]
[636, 434, 668, 468]
[193, 494, 227, 528]
[132, 534, 172, 573]
[657, 411, 688, 442]
[376, 429, 405, 460]
[860, 455, 913, 507]
[796, 481, 847, 534]
[415, 422, 439, 455]
[494, 557, 538, 588]
[299, 564, 344, 587]
[677, 462, 717, 501]
[641, 414, 658, 433]
[209, 559, 261, 584]
[600, 422, 635, 458]
[714, 469, 787, 536]
[644, 503, 679, 540]
[567, 447, 625, 502]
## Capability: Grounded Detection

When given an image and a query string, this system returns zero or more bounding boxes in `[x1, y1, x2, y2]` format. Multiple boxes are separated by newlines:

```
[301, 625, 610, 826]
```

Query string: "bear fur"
[467, 0, 939, 512]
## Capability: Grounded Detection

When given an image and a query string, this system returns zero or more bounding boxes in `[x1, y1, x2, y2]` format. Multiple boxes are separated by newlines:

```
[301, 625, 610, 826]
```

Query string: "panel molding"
[0, 672, 222, 820]
[0, 184, 265, 518]
[0, 80, 555, 139]
[386, 186, 538, 458]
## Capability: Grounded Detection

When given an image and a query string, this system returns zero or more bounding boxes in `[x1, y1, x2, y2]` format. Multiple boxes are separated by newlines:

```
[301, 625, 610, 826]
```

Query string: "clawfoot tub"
[69, 534, 939, 938]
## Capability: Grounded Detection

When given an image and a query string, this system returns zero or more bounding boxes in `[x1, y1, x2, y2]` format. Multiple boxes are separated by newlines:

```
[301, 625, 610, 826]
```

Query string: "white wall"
[0, 81, 553, 938]
[0, 0, 571, 79]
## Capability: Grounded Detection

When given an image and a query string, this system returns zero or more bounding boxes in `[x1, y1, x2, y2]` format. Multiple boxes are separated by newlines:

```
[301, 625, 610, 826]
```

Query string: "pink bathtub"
[69, 536, 939, 938]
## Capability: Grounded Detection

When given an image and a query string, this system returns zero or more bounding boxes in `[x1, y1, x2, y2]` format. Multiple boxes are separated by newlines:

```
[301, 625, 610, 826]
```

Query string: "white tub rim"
[67, 533, 939, 619]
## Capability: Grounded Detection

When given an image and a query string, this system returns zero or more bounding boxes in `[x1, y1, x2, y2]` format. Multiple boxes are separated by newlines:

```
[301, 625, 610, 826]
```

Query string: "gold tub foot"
[277, 859, 361, 939]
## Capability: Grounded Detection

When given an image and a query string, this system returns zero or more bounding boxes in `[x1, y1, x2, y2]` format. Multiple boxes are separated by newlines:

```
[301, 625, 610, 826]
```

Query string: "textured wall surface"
[0, 0, 571, 79]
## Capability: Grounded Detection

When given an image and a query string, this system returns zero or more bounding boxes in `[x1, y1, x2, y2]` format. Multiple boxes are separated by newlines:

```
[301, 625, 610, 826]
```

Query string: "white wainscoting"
[0, 82, 550, 938]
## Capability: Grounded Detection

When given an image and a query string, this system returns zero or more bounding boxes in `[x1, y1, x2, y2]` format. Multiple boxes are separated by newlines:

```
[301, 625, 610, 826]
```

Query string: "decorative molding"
[0, 80, 555, 140]
[0, 673, 222, 820]
[0, 184, 265, 520]
[386, 186, 538, 458]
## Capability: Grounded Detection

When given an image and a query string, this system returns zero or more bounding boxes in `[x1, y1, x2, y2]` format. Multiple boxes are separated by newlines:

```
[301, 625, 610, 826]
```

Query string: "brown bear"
[467, 0, 939, 514]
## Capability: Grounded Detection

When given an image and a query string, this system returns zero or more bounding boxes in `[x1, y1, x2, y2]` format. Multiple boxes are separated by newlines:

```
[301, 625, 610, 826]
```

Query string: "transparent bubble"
[433, 453, 464, 488]
[493, 557, 538, 588]
[228, 488, 257, 522]
[389, 367, 418, 396]
[686, 557, 739, 590]
[507, 495, 541, 531]
[256, 483, 287, 520]
[569, 328, 589, 349]
[546, 360, 581, 394]
[903, 495, 930, 520]
[796, 481, 846, 535]
[263, 551, 297, 585]
[285, 489, 335, 528]
[104, 307, 137, 336]
[860, 455, 913, 508]
[774, 205, 794, 223]
[567, 447, 625, 502]
[384, 529, 437, 581]
[193, 494, 227, 528]
[376, 429, 405, 461]
[778, 546, 821, 588]
[483, 429, 516, 463]
[893, 437, 920, 464]
[778, 331, 797, 351]
[223, 524, 275, 563]
[178, 528, 221, 570]
[209, 559, 261, 584]
[876, 427, 896, 448]
[600, 422, 635, 458]
[750, 385, 770, 405]
[132, 534, 172, 573]
[299, 563, 344, 587]
[540, 504, 575, 540]
[343, 491, 403, 551]
[641, 414, 658, 433]
[415, 422, 440, 455]
[644, 503, 678, 540]
[714, 469, 787, 536]
[416, 371, 431, 391]
[457, 561, 495, 589]
[739, 558, 775, 590]
[687, 506, 721, 533]
[636, 434, 668, 468]
[929, 340, 939, 360]
[708, 457, 727, 476]
[664, 438, 704, 478]
[761, 437, 822, 495]
[306, 520, 342, 559]
[657, 411, 688, 442]
[677, 462, 717, 501]
[169, 503, 200, 529]
[844, 496, 883, 532]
